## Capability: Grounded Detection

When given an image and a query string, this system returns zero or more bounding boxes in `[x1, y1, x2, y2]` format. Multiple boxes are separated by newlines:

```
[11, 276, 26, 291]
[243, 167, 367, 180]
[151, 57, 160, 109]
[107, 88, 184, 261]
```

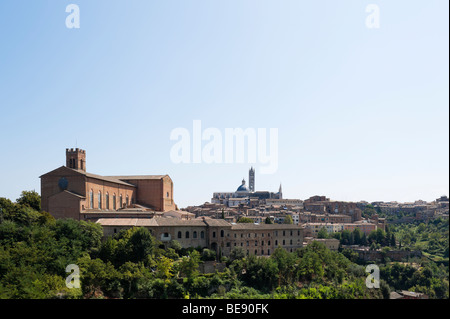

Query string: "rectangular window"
[89, 191, 93, 208]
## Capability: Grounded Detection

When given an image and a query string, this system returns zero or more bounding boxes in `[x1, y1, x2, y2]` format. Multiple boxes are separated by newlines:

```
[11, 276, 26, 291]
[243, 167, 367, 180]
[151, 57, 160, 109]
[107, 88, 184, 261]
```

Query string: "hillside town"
[21, 148, 448, 300]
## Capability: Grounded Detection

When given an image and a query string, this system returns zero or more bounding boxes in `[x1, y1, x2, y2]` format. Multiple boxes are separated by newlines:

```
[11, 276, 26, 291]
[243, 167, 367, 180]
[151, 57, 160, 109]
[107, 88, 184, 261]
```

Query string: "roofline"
[40, 165, 137, 187]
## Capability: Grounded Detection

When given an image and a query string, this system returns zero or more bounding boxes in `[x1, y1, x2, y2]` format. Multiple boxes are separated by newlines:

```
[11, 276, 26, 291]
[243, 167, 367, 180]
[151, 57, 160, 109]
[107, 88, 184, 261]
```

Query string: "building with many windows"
[97, 217, 304, 257]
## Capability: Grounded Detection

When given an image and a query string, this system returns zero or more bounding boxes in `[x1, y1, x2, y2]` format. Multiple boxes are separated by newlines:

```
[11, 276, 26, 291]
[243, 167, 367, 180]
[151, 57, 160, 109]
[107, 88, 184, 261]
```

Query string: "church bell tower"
[66, 148, 86, 172]
[249, 167, 255, 192]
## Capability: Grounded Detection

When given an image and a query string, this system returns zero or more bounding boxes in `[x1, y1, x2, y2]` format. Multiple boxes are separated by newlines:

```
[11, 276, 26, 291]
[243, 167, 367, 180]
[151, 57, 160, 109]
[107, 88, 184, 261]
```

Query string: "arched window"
[89, 189, 93, 208]
[105, 193, 109, 210]
[185, 231, 190, 239]
[178, 231, 182, 239]
[98, 191, 102, 209]
[220, 230, 224, 238]
[119, 195, 123, 208]
[126, 195, 129, 207]
[113, 194, 116, 210]
[193, 231, 197, 239]
[201, 231, 205, 239]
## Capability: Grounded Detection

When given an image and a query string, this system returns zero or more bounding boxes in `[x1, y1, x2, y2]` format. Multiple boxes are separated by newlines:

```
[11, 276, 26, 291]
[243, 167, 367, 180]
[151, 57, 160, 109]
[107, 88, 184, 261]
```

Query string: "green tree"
[352, 228, 363, 246]
[229, 247, 245, 262]
[155, 256, 174, 279]
[390, 233, 396, 247]
[341, 230, 352, 245]
[271, 247, 296, 285]
[77, 255, 122, 298]
[179, 250, 201, 279]
[16, 190, 41, 212]
[241, 254, 279, 292]
[128, 227, 157, 264]
[361, 233, 368, 246]
[237, 217, 254, 223]
[201, 248, 216, 261]
[283, 215, 294, 224]
[317, 227, 328, 239]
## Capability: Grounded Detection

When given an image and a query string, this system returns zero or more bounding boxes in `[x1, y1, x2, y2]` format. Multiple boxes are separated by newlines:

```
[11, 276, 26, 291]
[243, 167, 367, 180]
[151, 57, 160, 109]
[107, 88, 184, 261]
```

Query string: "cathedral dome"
[236, 179, 249, 192]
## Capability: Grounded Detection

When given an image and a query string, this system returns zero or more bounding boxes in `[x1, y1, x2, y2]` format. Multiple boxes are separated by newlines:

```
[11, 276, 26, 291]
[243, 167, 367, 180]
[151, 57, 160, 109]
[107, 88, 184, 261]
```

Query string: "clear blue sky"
[0, 0, 448, 208]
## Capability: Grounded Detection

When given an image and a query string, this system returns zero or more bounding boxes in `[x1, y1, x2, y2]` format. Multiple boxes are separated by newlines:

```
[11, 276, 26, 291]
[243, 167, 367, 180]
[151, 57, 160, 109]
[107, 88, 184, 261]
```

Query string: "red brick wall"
[41, 167, 87, 213]
[85, 178, 135, 210]
[120, 176, 175, 211]
[48, 191, 83, 220]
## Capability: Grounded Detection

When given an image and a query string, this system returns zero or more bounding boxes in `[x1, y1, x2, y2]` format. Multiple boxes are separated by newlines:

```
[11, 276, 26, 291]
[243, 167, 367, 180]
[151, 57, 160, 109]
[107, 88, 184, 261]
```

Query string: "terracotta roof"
[96, 217, 210, 227]
[84, 171, 136, 187]
[40, 166, 136, 187]
[96, 218, 157, 227]
[48, 189, 85, 199]
[40, 166, 169, 187]
[62, 190, 86, 199]
[231, 223, 302, 230]
[107, 175, 168, 180]
[154, 218, 207, 227]
[204, 219, 232, 227]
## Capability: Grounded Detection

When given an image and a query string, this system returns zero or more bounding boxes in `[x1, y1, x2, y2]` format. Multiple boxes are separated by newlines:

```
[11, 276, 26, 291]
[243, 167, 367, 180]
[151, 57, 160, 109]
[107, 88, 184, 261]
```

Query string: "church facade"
[40, 148, 176, 220]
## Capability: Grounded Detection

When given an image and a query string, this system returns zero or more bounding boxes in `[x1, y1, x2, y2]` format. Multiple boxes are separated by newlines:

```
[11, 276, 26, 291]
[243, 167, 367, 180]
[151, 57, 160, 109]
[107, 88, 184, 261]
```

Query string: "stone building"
[303, 196, 362, 222]
[40, 148, 176, 220]
[97, 217, 304, 257]
[304, 237, 340, 251]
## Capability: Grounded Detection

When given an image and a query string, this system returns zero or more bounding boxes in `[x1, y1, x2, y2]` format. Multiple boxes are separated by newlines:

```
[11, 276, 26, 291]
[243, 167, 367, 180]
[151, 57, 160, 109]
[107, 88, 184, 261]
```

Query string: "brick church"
[40, 148, 177, 220]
